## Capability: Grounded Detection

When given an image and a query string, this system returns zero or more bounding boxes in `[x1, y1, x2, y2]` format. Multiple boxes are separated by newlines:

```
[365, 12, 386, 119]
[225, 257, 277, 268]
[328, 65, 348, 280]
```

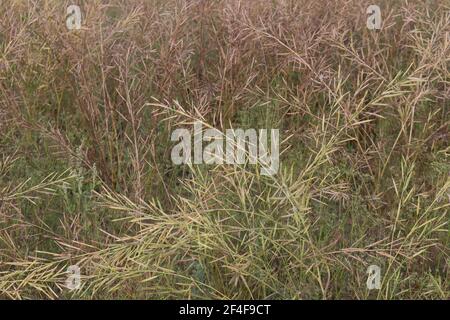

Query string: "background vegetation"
[0, 0, 448, 299]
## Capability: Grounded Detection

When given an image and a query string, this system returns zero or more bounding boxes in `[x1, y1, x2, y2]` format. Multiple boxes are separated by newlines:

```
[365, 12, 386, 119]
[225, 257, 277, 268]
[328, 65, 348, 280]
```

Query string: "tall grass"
[0, 0, 448, 299]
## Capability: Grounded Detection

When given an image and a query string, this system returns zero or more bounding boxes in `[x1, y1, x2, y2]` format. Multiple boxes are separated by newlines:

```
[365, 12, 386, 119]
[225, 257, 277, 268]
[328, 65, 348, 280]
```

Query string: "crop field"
[0, 0, 448, 299]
